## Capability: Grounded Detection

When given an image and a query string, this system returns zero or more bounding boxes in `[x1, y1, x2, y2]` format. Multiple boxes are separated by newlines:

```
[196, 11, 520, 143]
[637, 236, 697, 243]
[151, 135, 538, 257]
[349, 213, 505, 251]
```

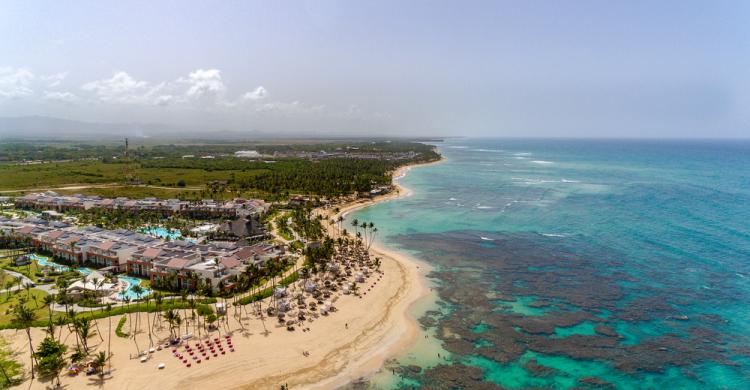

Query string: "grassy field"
[0, 256, 42, 283]
[0, 336, 23, 387]
[0, 288, 50, 324]
[56, 186, 201, 200]
[0, 160, 271, 191]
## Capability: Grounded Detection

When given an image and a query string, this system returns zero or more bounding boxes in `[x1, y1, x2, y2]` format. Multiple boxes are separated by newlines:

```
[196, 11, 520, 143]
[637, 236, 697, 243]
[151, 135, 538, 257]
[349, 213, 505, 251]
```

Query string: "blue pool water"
[352, 139, 750, 389]
[138, 226, 183, 240]
[138, 226, 198, 243]
[30, 254, 150, 300]
[115, 275, 152, 300]
[29, 253, 71, 272]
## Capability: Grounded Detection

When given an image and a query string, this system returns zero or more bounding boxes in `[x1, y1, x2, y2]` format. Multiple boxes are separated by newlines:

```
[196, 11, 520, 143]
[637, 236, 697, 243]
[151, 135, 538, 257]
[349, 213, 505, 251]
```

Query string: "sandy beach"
[3, 158, 442, 390]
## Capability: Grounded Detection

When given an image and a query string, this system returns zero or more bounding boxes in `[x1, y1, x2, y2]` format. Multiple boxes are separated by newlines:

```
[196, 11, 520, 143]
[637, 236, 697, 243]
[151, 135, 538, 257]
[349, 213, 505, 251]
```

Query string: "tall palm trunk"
[145, 305, 153, 348]
[107, 315, 112, 372]
[25, 328, 36, 379]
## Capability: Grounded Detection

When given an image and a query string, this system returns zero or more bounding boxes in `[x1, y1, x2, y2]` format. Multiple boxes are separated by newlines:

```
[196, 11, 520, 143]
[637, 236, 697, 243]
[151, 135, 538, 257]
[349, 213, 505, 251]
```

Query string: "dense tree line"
[141, 151, 440, 197]
[0, 143, 122, 162]
[1, 140, 439, 162]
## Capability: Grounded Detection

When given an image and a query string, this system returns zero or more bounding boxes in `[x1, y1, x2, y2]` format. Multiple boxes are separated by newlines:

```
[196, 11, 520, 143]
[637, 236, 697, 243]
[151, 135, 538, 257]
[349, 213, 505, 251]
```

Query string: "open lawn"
[0, 336, 23, 387]
[0, 288, 50, 325]
[55, 186, 201, 200]
[0, 160, 271, 191]
[0, 258, 41, 283]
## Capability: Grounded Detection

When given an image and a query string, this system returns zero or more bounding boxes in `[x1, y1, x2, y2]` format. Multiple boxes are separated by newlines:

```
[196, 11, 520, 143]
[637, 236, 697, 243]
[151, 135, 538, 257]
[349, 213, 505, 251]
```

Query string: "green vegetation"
[290, 207, 324, 240]
[275, 213, 294, 241]
[0, 296, 215, 330]
[141, 157, 416, 197]
[235, 270, 300, 306]
[33, 336, 66, 386]
[115, 316, 128, 338]
[0, 289, 49, 325]
[0, 337, 23, 388]
[0, 139, 440, 162]
[0, 140, 440, 200]
[0, 258, 42, 282]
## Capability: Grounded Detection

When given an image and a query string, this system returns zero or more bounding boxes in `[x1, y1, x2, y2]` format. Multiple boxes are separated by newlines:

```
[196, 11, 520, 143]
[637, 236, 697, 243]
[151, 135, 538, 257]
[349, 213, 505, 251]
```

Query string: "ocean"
[350, 138, 750, 389]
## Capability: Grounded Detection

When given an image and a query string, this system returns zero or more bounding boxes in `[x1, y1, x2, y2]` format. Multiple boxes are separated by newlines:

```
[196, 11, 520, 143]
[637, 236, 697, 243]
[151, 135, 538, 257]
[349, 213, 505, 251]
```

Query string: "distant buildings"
[234, 150, 261, 158]
[15, 192, 269, 219]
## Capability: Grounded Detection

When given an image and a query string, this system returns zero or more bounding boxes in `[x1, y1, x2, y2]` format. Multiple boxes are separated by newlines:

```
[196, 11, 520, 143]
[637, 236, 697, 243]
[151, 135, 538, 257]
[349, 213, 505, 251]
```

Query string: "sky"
[0, 0, 749, 138]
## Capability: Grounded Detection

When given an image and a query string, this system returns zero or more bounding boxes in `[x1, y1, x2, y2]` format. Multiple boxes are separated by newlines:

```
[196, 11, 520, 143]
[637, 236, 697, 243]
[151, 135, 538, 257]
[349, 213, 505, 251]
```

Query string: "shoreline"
[309, 157, 445, 389]
[2, 158, 444, 390]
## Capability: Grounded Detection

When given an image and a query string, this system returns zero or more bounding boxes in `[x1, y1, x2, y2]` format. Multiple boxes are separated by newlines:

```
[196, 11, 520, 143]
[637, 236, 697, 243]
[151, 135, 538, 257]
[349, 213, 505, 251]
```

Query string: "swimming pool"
[29, 254, 71, 272]
[29, 254, 150, 301]
[116, 275, 152, 300]
[138, 226, 183, 240]
[138, 226, 198, 243]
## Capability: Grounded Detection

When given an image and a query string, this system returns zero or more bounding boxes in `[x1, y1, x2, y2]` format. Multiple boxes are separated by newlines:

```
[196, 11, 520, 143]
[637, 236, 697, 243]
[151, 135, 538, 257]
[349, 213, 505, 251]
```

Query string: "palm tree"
[74, 317, 95, 352]
[188, 298, 200, 339]
[180, 290, 189, 336]
[143, 295, 153, 348]
[368, 227, 378, 251]
[54, 316, 66, 342]
[351, 218, 359, 236]
[13, 303, 38, 378]
[4, 280, 13, 299]
[105, 303, 113, 373]
[163, 309, 181, 340]
[152, 292, 163, 334]
[42, 294, 55, 327]
[91, 351, 108, 377]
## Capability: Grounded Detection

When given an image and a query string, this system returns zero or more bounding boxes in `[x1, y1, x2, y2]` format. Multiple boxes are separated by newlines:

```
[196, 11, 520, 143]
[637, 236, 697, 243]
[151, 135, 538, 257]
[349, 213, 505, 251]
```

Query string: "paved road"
[0, 268, 35, 293]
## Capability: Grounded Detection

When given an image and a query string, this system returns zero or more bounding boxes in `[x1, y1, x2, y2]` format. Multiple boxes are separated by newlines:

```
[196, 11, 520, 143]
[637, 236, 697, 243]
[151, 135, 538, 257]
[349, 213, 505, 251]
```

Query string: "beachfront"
[2, 163, 437, 389]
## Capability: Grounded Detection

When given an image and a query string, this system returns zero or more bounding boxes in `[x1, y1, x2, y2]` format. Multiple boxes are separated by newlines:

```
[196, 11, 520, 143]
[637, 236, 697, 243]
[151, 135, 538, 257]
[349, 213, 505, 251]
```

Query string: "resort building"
[15, 192, 269, 218]
[67, 271, 117, 298]
[0, 216, 285, 292]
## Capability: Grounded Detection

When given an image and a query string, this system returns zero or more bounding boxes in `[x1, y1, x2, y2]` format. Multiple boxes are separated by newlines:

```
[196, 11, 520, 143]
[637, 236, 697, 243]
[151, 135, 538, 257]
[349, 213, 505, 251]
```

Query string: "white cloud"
[256, 100, 325, 114]
[81, 71, 150, 103]
[0, 67, 35, 98]
[43, 91, 78, 103]
[154, 94, 174, 106]
[241, 86, 268, 101]
[41, 72, 68, 88]
[41, 67, 350, 123]
[180, 68, 226, 100]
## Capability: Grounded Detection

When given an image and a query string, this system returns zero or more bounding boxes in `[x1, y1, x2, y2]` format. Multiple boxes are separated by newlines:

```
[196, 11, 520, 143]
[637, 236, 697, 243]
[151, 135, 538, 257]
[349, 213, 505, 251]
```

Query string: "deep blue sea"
[351, 138, 750, 389]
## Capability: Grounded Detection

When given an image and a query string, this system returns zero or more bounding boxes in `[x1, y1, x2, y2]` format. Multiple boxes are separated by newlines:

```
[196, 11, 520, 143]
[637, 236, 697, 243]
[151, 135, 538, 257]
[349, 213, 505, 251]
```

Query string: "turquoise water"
[139, 226, 198, 243]
[30, 254, 150, 300]
[115, 275, 152, 300]
[138, 226, 183, 240]
[30, 253, 71, 272]
[352, 139, 750, 389]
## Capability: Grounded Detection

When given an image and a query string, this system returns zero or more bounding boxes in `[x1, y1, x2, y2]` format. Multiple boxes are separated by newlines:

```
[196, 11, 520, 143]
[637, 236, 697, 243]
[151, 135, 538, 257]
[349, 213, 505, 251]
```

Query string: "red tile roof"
[47, 230, 64, 240]
[142, 247, 162, 258]
[17, 226, 34, 234]
[165, 258, 190, 269]
[99, 241, 115, 251]
[219, 256, 241, 269]
[64, 237, 80, 245]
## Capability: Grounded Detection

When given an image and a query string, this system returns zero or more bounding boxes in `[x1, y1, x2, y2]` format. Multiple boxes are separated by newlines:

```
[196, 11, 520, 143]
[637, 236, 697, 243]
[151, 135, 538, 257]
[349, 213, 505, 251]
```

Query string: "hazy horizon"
[1, 1, 749, 138]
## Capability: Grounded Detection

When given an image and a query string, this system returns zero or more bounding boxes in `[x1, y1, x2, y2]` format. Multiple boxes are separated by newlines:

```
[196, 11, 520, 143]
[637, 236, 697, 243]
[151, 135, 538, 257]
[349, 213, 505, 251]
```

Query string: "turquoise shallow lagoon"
[351, 139, 750, 389]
